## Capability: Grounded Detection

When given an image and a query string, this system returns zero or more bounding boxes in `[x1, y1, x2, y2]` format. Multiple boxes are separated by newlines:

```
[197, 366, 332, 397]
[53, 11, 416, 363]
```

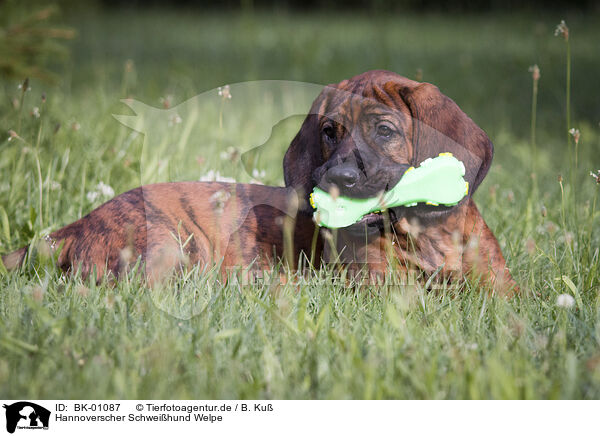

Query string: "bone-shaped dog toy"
[310, 153, 469, 228]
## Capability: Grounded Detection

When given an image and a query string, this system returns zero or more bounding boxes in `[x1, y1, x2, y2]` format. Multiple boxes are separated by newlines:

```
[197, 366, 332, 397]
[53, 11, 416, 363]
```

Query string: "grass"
[1, 8, 600, 399]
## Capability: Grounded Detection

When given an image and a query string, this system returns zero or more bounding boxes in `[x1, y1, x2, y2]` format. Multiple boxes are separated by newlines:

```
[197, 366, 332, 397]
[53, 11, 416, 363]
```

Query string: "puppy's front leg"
[461, 199, 518, 295]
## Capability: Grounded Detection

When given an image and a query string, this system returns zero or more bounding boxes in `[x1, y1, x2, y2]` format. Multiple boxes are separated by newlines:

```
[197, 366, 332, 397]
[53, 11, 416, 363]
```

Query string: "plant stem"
[559, 178, 575, 267]
[17, 85, 26, 133]
[35, 120, 43, 229]
[588, 187, 598, 251]
[566, 39, 571, 141]
[530, 75, 538, 172]
[565, 39, 573, 183]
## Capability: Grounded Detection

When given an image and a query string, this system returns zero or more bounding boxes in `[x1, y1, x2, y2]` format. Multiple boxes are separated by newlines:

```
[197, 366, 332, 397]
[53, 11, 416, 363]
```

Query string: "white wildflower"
[31, 107, 40, 118]
[250, 168, 266, 185]
[569, 128, 580, 145]
[199, 170, 217, 181]
[554, 20, 569, 40]
[218, 85, 232, 100]
[87, 182, 114, 203]
[528, 64, 540, 81]
[210, 189, 231, 214]
[160, 95, 173, 109]
[199, 170, 236, 183]
[219, 146, 239, 161]
[168, 113, 182, 127]
[556, 293, 575, 308]
[86, 191, 99, 202]
[96, 182, 114, 198]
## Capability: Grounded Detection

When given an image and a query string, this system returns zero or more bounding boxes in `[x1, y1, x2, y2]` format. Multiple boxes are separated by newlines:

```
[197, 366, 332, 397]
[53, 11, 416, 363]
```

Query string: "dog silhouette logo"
[3, 402, 50, 434]
[111, 80, 328, 319]
[113, 80, 323, 187]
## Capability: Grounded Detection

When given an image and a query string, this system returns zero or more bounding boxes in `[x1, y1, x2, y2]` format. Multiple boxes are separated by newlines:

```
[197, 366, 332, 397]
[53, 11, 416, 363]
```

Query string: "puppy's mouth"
[343, 208, 399, 236]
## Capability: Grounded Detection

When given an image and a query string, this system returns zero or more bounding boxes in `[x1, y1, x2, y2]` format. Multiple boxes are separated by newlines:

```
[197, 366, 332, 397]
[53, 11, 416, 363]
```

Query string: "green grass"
[1, 8, 600, 399]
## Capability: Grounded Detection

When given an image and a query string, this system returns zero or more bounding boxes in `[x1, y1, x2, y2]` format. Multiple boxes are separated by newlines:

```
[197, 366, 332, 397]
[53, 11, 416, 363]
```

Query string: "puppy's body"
[2, 182, 321, 282]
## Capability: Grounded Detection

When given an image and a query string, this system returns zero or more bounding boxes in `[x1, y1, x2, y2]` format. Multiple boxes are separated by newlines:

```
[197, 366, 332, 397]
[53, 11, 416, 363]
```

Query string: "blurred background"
[2, 0, 599, 136]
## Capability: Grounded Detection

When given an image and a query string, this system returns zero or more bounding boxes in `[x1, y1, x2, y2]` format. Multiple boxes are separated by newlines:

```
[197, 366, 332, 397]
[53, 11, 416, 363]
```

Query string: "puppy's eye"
[376, 124, 394, 138]
[322, 125, 336, 141]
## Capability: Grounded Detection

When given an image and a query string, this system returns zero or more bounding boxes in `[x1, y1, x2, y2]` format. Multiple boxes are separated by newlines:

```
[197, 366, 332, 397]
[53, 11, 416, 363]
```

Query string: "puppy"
[283, 70, 517, 293]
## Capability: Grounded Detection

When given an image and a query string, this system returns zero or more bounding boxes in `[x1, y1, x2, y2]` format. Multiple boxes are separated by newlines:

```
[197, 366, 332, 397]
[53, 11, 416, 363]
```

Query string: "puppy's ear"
[397, 81, 493, 196]
[283, 94, 328, 211]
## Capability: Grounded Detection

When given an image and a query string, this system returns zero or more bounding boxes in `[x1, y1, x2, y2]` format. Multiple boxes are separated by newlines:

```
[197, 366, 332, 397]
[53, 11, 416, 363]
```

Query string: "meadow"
[0, 8, 599, 399]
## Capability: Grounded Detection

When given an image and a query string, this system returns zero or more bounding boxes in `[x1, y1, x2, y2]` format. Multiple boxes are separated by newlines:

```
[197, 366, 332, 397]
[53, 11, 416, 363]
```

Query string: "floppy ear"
[397, 81, 494, 197]
[283, 96, 328, 211]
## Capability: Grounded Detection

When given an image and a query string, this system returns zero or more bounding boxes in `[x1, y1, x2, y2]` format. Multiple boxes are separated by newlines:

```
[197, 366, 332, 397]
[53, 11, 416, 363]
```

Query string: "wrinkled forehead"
[314, 81, 411, 127]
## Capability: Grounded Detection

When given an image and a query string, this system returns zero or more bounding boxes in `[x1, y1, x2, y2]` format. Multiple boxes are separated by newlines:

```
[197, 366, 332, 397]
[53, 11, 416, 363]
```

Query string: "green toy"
[310, 153, 469, 228]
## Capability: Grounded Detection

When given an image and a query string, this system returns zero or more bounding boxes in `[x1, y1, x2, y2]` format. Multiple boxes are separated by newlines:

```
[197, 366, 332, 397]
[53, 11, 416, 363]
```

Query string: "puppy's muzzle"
[325, 164, 361, 189]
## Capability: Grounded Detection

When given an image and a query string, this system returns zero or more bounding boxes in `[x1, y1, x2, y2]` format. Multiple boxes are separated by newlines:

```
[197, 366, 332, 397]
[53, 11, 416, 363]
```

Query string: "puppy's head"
[284, 70, 493, 232]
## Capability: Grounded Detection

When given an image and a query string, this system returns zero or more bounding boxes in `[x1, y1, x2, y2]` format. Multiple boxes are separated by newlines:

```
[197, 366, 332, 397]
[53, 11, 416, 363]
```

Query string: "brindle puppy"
[283, 70, 517, 293]
[2, 183, 321, 284]
[3, 71, 516, 293]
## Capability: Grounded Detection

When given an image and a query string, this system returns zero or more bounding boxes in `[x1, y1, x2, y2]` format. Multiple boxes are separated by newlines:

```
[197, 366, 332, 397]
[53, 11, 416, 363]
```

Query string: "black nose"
[326, 164, 360, 188]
